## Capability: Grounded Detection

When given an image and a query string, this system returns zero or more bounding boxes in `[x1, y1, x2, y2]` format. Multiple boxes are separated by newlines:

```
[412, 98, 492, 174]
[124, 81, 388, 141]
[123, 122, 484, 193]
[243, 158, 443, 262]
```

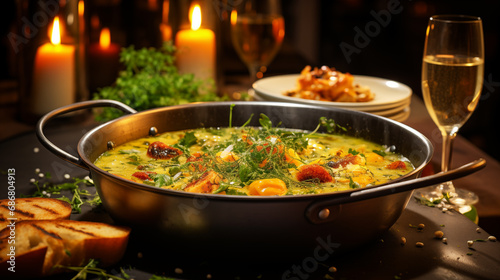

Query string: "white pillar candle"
[175, 4, 215, 82]
[32, 17, 75, 115]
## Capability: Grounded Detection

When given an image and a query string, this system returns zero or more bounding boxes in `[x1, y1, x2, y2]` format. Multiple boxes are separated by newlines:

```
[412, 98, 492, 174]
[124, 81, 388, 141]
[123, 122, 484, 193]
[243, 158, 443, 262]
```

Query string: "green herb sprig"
[23, 175, 101, 213]
[55, 259, 129, 280]
[319, 117, 347, 134]
[56, 259, 176, 280]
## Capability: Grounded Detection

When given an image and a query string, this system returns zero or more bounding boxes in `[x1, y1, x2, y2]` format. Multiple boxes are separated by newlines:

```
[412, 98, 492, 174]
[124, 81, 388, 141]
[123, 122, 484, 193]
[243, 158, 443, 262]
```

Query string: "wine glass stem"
[248, 64, 259, 83]
[441, 131, 457, 172]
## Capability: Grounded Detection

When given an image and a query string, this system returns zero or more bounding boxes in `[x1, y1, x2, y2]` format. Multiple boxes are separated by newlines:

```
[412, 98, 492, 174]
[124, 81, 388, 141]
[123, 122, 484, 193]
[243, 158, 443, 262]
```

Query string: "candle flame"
[162, 0, 170, 23]
[230, 10, 237, 25]
[148, 0, 158, 10]
[100, 28, 111, 48]
[78, 1, 84, 16]
[190, 4, 202, 31]
[50, 17, 61, 45]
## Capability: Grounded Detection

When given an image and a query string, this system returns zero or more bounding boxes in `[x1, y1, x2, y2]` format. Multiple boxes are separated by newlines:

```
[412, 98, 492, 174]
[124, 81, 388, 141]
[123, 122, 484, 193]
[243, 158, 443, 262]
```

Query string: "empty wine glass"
[416, 15, 484, 206]
[230, 0, 285, 82]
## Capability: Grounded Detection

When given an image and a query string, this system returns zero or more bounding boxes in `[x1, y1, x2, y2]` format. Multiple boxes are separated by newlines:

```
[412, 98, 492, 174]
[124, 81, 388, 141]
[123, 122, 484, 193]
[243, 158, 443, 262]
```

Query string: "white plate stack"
[252, 75, 412, 122]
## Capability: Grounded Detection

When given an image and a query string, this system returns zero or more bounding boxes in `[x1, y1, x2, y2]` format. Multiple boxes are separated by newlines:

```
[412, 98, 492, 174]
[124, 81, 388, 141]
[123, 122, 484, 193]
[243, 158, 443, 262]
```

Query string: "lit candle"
[160, 23, 172, 41]
[175, 4, 215, 82]
[88, 27, 121, 91]
[160, 0, 172, 41]
[32, 16, 75, 115]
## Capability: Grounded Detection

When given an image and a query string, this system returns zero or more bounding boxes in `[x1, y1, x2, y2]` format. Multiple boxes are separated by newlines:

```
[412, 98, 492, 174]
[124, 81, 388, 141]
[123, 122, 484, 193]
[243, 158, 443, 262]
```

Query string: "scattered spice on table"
[434, 230, 444, 239]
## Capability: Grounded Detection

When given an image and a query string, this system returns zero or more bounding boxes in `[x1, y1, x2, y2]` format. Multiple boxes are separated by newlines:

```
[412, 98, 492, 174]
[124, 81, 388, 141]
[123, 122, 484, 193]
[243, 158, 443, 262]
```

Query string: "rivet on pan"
[149, 126, 158, 136]
[318, 208, 330, 220]
[107, 141, 115, 150]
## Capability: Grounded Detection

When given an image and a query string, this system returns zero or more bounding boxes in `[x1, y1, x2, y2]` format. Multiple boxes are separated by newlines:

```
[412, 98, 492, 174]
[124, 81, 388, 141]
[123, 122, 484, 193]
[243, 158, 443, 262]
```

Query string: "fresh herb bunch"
[93, 41, 226, 122]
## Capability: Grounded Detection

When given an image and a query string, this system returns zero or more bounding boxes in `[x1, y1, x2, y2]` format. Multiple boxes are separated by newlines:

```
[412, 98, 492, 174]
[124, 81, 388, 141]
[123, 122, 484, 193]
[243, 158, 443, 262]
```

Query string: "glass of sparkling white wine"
[417, 15, 484, 206]
[230, 0, 285, 82]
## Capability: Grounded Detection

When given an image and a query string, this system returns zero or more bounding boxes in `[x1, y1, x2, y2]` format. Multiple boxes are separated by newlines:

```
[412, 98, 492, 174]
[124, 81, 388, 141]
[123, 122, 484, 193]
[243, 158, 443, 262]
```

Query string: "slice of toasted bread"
[0, 198, 72, 230]
[0, 220, 130, 277]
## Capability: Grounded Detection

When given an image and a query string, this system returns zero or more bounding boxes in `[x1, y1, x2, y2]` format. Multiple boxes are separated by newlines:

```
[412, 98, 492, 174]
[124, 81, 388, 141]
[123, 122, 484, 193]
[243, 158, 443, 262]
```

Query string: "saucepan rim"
[77, 101, 433, 202]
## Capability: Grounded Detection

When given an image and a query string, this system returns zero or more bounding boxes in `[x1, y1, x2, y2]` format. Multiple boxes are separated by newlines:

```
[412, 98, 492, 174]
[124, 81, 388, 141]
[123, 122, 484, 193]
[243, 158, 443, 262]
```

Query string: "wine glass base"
[449, 188, 479, 206]
[414, 186, 445, 203]
[414, 184, 479, 209]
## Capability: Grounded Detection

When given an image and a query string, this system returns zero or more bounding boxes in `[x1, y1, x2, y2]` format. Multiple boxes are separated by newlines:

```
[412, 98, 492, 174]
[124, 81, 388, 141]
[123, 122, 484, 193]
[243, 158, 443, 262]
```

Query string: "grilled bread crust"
[0, 198, 72, 230]
[0, 220, 130, 277]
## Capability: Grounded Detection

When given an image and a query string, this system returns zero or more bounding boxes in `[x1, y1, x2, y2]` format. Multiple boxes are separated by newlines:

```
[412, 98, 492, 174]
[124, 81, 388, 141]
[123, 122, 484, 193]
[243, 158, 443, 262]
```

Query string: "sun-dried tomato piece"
[147, 141, 183, 159]
[386, 161, 406, 170]
[296, 164, 333, 183]
[132, 171, 156, 181]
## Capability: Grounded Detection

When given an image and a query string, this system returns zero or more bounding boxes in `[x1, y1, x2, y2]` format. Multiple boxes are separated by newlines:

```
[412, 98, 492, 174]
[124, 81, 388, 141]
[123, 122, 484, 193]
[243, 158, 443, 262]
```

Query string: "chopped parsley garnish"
[319, 117, 346, 134]
[154, 174, 173, 188]
[178, 131, 197, 147]
[348, 148, 360, 155]
[372, 149, 387, 157]
[349, 177, 361, 189]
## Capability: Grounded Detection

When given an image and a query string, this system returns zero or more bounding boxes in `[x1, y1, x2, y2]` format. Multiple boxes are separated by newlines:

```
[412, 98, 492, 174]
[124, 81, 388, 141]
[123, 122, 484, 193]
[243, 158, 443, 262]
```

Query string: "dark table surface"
[1, 98, 500, 279]
[402, 96, 500, 237]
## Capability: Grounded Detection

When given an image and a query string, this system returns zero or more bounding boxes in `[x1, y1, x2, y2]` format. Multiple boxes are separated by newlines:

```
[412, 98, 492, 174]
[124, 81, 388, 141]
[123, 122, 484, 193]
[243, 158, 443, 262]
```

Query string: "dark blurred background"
[1, 0, 499, 160]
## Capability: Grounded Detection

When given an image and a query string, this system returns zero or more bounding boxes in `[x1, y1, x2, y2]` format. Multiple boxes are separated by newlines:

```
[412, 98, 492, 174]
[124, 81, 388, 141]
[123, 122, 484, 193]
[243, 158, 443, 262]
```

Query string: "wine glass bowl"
[417, 15, 484, 206]
[230, 0, 285, 82]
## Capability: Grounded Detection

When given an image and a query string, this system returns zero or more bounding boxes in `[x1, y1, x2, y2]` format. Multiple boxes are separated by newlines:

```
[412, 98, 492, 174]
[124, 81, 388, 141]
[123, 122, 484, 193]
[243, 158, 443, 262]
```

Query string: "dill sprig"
[189, 115, 334, 194]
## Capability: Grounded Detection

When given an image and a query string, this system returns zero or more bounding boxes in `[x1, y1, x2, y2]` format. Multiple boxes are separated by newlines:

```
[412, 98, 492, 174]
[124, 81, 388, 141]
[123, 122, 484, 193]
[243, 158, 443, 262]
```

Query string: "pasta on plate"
[284, 66, 375, 102]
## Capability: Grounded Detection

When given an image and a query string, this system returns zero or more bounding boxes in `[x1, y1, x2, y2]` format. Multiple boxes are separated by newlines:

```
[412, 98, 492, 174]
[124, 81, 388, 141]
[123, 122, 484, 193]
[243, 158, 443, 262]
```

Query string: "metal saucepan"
[36, 100, 485, 257]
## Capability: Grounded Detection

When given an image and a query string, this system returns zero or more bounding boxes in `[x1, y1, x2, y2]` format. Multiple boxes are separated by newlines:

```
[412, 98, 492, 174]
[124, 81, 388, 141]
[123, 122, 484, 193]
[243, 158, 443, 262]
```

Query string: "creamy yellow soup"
[94, 126, 413, 196]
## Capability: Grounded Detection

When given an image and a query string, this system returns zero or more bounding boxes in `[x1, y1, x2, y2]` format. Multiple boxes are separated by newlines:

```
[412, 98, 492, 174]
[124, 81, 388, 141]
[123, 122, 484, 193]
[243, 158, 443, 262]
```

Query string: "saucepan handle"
[36, 100, 137, 171]
[306, 158, 487, 224]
